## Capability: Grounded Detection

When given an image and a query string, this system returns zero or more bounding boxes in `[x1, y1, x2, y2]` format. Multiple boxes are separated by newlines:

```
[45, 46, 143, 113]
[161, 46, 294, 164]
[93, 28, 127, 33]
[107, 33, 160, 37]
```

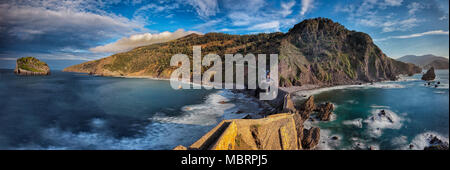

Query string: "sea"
[0, 69, 263, 149]
[0, 69, 448, 150]
[293, 70, 449, 150]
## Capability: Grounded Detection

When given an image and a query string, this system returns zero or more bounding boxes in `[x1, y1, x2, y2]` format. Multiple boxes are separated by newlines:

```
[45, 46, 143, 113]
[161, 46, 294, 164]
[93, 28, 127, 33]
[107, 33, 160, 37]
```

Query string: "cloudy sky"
[0, 0, 448, 69]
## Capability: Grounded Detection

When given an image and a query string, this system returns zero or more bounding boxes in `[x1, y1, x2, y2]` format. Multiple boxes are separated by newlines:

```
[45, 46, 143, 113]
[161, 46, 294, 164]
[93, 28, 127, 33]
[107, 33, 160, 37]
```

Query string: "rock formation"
[298, 96, 315, 120]
[64, 18, 421, 87]
[421, 67, 436, 81]
[315, 102, 334, 121]
[423, 135, 449, 150]
[14, 57, 50, 75]
[301, 127, 320, 149]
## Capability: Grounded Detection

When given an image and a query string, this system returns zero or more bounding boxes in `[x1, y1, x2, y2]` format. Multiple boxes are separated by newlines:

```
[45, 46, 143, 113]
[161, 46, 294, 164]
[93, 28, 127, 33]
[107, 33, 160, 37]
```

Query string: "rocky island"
[14, 57, 50, 75]
[421, 67, 436, 81]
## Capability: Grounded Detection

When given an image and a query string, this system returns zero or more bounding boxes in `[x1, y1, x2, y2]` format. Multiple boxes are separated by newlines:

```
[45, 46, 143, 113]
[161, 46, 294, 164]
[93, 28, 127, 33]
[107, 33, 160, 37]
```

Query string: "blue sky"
[0, 0, 448, 69]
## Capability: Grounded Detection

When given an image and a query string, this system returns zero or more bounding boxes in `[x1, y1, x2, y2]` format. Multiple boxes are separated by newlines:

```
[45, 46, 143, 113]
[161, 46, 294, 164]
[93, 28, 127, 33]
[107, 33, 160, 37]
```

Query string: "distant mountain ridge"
[64, 18, 421, 87]
[397, 54, 449, 70]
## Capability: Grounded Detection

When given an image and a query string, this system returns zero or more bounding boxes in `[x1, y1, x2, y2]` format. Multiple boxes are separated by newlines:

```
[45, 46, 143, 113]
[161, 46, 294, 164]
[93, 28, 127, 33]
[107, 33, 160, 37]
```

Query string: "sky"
[0, 0, 448, 70]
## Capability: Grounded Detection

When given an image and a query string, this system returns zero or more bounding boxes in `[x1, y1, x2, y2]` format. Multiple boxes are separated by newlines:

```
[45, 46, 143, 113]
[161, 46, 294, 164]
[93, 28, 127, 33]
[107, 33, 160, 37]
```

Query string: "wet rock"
[302, 127, 320, 149]
[219, 101, 227, 104]
[316, 102, 334, 121]
[377, 110, 393, 123]
[424, 135, 449, 150]
[299, 96, 315, 120]
[421, 67, 436, 81]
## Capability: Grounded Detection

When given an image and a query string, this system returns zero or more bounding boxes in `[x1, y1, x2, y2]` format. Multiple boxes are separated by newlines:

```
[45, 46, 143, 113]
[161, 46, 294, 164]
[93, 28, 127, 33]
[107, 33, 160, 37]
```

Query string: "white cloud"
[193, 19, 223, 31]
[384, 0, 403, 6]
[300, 0, 314, 16]
[375, 30, 449, 41]
[337, 0, 420, 33]
[381, 17, 419, 32]
[280, 1, 296, 17]
[222, 0, 266, 13]
[216, 0, 299, 33]
[0, 0, 147, 42]
[248, 21, 280, 31]
[407, 2, 423, 15]
[185, 0, 219, 19]
[90, 29, 201, 53]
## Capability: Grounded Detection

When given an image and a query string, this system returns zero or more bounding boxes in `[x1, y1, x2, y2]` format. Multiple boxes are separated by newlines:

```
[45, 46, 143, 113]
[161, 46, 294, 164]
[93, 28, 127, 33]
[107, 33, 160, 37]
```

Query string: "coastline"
[62, 71, 449, 150]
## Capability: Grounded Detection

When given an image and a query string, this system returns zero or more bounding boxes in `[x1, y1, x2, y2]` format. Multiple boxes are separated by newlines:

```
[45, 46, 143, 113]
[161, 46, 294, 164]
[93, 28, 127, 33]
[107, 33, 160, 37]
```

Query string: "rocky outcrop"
[64, 18, 421, 87]
[14, 57, 50, 75]
[278, 18, 421, 87]
[301, 127, 320, 149]
[421, 67, 436, 81]
[298, 96, 315, 120]
[315, 102, 334, 121]
[423, 135, 449, 150]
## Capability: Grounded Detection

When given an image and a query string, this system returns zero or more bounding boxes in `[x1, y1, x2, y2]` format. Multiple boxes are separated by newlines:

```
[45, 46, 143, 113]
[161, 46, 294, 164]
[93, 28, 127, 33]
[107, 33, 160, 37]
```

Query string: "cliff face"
[14, 57, 50, 75]
[64, 18, 421, 86]
[278, 18, 421, 86]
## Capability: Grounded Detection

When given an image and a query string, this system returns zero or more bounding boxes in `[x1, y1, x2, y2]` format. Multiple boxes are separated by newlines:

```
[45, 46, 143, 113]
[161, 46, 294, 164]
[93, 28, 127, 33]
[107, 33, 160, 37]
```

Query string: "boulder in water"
[299, 96, 315, 120]
[316, 102, 334, 121]
[302, 127, 320, 149]
[424, 135, 449, 150]
[421, 67, 436, 81]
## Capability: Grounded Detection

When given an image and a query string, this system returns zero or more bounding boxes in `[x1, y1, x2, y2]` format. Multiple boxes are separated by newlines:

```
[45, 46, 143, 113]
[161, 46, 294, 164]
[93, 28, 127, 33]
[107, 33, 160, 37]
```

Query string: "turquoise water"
[297, 70, 449, 150]
[1, 69, 448, 150]
[0, 69, 262, 149]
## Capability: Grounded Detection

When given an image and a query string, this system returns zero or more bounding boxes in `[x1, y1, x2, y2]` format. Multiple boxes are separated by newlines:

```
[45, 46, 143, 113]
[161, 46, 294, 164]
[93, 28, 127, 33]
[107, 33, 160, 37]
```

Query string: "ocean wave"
[363, 109, 404, 138]
[405, 132, 449, 150]
[294, 82, 405, 99]
[348, 137, 379, 150]
[342, 118, 363, 128]
[151, 90, 234, 126]
[15, 90, 265, 150]
[315, 129, 342, 150]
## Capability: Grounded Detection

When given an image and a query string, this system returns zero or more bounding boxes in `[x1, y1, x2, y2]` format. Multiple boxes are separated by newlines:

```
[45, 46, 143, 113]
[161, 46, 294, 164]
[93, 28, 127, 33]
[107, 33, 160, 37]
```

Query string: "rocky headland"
[14, 57, 50, 75]
[62, 18, 423, 150]
[64, 18, 420, 86]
